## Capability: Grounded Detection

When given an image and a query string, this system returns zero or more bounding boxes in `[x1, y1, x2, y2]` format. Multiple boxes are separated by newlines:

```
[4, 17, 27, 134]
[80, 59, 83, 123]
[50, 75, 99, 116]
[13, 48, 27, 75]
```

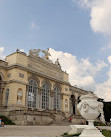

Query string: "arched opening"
[17, 88, 23, 104]
[54, 86, 60, 110]
[28, 79, 38, 108]
[71, 95, 76, 115]
[42, 83, 50, 109]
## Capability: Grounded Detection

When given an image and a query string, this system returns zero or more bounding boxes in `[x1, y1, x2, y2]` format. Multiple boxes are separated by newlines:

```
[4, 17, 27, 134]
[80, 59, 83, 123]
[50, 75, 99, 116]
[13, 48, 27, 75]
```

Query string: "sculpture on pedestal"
[17, 91, 23, 104]
[77, 93, 105, 137]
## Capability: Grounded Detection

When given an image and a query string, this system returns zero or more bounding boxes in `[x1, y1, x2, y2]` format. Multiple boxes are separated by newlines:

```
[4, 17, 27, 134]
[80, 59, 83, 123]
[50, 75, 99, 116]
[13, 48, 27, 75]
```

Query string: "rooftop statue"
[55, 58, 61, 68]
[41, 48, 51, 62]
[29, 49, 41, 57]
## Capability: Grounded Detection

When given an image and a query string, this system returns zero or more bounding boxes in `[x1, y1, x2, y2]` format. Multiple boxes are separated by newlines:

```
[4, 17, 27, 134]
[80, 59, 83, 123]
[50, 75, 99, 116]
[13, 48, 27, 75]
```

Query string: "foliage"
[62, 130, 111, 137]
[0, 115, 15, 125]
[94, 121, 106, 126]
[103, 102, 111, 122]
[102, 130, 111, 137]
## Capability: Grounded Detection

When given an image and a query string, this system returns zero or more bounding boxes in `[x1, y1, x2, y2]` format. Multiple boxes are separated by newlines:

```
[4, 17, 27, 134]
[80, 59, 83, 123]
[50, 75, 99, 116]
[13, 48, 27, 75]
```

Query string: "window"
[5, 89, 9, 106]
[28, 80, 38, 108]
[54, 87, 60, 110]
[42, 83, 50, 109]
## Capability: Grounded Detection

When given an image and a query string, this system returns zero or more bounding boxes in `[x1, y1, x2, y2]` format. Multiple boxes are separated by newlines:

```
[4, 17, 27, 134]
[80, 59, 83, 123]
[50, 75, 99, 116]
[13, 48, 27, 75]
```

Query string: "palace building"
[0, 49, 93, 125]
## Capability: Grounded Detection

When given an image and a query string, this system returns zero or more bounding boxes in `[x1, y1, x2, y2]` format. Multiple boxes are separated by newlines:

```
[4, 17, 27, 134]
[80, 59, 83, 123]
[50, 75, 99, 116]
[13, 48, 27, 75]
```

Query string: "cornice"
[6, 63, 70, 86]
[6, 79, 28, 85]
[28, 55, 63, 72]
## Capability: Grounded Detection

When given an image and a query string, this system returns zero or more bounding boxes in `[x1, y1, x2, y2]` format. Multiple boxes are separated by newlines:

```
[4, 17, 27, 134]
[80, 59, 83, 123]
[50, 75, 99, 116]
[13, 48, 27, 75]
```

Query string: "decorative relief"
[65, 88, 68, 91]
[50, 90, 54, 97]
[7, 73, 11, 78]
[19, 73, 24, 78]
[29, 49, 41, 57]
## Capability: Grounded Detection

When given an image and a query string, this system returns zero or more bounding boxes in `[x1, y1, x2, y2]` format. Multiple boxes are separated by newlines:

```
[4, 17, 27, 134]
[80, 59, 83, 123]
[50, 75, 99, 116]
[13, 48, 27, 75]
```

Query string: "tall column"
[60, 93, 63, 111]
[0, 81, 5, 107]
[38, 88, 42, 109]
[25, 85, 28, 107]
[50, 90, 54, 110]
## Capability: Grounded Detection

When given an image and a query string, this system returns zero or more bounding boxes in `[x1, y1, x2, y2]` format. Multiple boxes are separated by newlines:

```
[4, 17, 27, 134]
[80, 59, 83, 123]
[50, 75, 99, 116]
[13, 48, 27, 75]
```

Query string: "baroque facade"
[0, 49, 93, 125]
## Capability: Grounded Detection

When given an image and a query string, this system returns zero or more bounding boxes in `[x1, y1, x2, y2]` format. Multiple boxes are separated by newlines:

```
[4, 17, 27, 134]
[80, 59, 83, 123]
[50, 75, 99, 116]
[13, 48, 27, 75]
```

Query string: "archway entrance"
[71, 95, 76, 115]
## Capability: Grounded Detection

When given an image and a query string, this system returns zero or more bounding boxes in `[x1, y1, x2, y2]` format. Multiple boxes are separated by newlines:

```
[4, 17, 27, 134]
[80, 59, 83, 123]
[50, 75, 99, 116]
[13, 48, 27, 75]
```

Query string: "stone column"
[38, 88, 42, 109]
[0, 81, 5, 107]
[60, 93, 63, 111]
[25, 85, 28, 107]
[50, 90, 54, 110]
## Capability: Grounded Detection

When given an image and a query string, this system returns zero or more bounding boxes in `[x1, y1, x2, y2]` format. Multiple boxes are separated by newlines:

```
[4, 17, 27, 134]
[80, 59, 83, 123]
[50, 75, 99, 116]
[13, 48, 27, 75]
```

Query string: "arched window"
[5, 89, 9, 106]
[28, 80, 38, 108]
[42, 83, 50, 109]
[54, 87, 60, 110]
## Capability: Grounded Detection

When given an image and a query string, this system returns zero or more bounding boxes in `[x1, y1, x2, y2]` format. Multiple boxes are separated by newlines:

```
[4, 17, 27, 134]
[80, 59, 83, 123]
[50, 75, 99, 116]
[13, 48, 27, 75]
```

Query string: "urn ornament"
[77, 93, 105, 137]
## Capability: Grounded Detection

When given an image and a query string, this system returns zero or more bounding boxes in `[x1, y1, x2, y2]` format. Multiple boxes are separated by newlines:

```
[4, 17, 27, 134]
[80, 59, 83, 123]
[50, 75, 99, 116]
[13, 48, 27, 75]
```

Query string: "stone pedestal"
[80, 128, 105, 137]
[68, 125, 88, 135]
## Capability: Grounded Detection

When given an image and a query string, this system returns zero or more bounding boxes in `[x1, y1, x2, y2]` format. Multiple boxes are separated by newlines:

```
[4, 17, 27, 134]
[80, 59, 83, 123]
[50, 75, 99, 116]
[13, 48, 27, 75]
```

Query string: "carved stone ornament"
[50, 90, 54, 97]
[41, 48, 52, 63]
[29, 49, 41, 57]
[77, 93, 105, 137]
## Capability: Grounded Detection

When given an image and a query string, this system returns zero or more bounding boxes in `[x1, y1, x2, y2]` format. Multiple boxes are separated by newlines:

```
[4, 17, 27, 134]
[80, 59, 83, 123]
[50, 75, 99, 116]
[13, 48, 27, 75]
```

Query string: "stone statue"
[29, 49, 41, 57]
[55, 58, 61, 67]
[41, 48, 52, 63]
[17, 91, 22, 104]
[41, 48, 51, 60]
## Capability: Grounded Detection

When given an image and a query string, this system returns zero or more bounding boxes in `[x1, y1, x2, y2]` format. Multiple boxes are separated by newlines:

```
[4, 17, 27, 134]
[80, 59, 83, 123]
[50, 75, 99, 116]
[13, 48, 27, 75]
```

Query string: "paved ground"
[0, 125, 70, 137]
[0, 125, 111, 137]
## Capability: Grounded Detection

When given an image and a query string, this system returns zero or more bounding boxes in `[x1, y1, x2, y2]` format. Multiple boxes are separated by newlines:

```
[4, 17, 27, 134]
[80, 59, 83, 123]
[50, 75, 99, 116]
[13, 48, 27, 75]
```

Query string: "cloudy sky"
[0, 0, 111, 101]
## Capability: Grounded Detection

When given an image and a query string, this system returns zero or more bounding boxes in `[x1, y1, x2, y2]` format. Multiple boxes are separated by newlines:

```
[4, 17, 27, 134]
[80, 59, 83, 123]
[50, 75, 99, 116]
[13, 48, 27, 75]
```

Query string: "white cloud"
[0, 47, 5, 60]
[30, 22, 40, 30]
[49, 48, 107, 95]
[74, 0, 111, 35]
[108, 56, 111, 64]
[96, 67, 111, 101]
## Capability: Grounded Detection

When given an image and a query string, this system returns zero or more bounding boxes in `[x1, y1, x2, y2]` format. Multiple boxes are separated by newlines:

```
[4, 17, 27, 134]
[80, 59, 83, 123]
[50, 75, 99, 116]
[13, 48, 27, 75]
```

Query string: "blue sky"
[0, 0, 111, 101]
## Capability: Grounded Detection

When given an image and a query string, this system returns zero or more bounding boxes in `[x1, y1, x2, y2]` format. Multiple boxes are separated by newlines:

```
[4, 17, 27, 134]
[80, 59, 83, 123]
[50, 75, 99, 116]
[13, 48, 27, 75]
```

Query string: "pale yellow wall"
[6, 52, 28, 66]
[2, 82, 26, 106]
[63, 72, 69, 82]
[61, 84, 70, 94]
[16, 53, 28, 66]
[6, 68, 28, 83]
[5, 53, 17, 65]
[62, 94, 70, 112]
